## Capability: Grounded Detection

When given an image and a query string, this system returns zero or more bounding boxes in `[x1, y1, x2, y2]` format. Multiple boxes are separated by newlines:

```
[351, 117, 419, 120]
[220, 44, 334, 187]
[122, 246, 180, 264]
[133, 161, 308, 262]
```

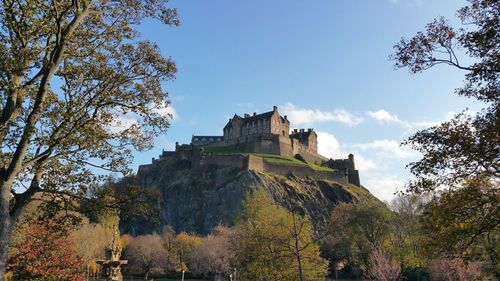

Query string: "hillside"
[125, 158, 380, 235]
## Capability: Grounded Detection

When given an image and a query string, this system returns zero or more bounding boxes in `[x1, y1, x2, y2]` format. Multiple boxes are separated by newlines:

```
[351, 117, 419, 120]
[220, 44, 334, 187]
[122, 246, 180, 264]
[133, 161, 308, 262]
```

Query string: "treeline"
[121, 191, 496, 281]
[4, 187, 497, 281]
[121, 189, 328, 280]
[322, 195, 495, 280]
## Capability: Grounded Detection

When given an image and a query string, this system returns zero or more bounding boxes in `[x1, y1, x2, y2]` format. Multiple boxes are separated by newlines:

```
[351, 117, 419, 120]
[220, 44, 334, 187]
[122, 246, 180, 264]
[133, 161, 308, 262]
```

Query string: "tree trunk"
[295, 241, 304, 281]
[292, 214, 304, 281]
[0, 181, 15, 280]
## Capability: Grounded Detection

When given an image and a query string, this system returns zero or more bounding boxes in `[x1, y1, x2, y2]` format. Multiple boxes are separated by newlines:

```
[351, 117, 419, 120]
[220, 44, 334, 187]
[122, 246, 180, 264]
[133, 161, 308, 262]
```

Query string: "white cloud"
[364, 175, 405, 202]
[367, 109, 410, 127]
[282, 103, 362, 127]
[353, 154, 378, 172]
[411, 109, 475, 129]
[366, 109, 477, 132]
[107, 115, 139, 134]
[317, 132, 378, 172]
[354, 139, 416, 158]
[317, 132, 405, 201]
[150, 101, 180, 122]
[107, 101, 180, 134]
[317, 132, 342, 158]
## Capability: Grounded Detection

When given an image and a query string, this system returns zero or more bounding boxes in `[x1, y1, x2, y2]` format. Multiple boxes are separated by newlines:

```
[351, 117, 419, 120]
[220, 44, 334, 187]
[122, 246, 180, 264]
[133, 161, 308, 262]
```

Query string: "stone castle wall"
[206, 133, 326, 165]
[247, 154, 264, 171]
[200, 153, 248, 170]
[197, 153, 347, 183]
[138, 149, 357, 186]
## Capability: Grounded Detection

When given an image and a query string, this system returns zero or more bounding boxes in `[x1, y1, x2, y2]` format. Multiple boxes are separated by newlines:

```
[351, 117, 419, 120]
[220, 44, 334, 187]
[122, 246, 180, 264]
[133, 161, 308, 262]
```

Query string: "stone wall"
[139, 149, 350, 186]
[298, 150, 328, 165]
[200, 153, 248, 170]
[348, 170, 360, 187]
[241, 114, 272, 136]
[270, 110, 290, 137]
[247, 154, 264, 172]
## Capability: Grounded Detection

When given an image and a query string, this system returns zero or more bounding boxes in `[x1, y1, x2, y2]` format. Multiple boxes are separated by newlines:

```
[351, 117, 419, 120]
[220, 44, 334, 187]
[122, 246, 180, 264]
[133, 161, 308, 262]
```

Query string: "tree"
[232, 189, 328, 281]
[122, 234, 169, 279]
[388, 195, 428, 279]
[160, 225, 178, 272]
[0, 0, 179, 275]
[427, 257, 484, 281]
[175, 231, 203, 272]
[420, 178, 499, 275]
[366, 246, 403, 281]
[391, 0, 499, 277]
[188, 226, 234, 280]
[324, 201, 394, 279]
[6, 216, 85, 281]
[70, 220, 109, 278]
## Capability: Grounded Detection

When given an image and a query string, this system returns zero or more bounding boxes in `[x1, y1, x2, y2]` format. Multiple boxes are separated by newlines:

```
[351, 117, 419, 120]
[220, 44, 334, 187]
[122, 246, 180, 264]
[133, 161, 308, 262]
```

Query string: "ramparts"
[174, 152, 348, 183]
[138, 145, 360, 186]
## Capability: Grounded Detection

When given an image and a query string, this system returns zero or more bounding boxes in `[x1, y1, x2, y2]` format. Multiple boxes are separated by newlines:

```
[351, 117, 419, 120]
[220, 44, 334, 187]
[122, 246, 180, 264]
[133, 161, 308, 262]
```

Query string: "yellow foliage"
[174, 232, 202, 272]
[4, 271, 13, 281]
[233, 189, 328, 281]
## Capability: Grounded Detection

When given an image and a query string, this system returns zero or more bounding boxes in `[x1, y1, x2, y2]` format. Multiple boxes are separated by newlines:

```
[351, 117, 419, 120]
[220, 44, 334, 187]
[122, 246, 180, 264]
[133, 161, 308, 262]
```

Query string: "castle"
[139, 106, 360, 186]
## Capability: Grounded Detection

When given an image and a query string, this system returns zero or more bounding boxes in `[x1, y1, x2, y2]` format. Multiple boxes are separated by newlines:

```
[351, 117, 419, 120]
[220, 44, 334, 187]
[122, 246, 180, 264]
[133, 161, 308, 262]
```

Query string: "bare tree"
[428, 257, 484, 281]
[366, 246, 403, 281]
[188, 226, 233, 280]
[71, 221, 109, 278]
[123, 234, 169, 279]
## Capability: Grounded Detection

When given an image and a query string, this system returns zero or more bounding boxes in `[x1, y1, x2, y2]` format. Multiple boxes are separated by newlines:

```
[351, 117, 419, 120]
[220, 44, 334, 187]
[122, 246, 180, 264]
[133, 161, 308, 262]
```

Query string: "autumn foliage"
[7, 218, 85, 281]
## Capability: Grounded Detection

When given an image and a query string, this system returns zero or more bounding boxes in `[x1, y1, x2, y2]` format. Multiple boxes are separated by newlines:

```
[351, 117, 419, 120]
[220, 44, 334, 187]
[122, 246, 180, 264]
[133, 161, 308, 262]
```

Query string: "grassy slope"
[203, 147, 334, 172]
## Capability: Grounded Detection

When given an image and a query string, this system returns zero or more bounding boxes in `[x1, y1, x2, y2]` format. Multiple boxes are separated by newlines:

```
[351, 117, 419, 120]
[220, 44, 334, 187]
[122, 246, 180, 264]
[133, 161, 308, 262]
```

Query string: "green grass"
[247, 153, 305, 165]
[203, 147, 334, 172]
[306, 162, 334, 172]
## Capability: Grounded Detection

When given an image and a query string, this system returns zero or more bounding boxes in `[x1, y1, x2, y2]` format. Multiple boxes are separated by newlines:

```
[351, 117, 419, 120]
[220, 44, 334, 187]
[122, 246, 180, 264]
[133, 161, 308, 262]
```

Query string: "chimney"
[273, 105, 278, 112]
[253, 112, 256, 116]
[300, 129, 305, 133]
[284, 115, 288, 120]
[308, 128, 312, 132]
[294, 129, 298, 133]
[244, 113, 250, 118]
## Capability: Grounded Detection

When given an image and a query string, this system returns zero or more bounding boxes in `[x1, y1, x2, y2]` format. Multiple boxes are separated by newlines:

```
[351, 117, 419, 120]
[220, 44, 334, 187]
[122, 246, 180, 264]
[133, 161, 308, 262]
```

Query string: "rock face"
[126, 159, 378, 235]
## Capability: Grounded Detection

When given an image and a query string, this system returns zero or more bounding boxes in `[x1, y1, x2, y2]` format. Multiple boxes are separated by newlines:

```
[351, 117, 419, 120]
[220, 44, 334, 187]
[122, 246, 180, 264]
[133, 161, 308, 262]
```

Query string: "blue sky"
[131, 0, 481, 201]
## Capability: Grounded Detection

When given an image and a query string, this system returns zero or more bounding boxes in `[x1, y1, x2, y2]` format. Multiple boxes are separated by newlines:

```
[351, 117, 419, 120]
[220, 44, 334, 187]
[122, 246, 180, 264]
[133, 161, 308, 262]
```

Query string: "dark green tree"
[0, 0, 179, 276]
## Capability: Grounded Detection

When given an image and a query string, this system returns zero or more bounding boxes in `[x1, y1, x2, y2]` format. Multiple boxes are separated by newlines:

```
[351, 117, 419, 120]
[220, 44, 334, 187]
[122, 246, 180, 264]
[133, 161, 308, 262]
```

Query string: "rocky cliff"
[125, 159, 379, 235]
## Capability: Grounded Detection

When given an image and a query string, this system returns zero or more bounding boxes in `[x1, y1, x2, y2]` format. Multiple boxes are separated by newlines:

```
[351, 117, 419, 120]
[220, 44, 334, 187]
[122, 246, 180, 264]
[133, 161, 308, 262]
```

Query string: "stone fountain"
[97, 225, 128, 281]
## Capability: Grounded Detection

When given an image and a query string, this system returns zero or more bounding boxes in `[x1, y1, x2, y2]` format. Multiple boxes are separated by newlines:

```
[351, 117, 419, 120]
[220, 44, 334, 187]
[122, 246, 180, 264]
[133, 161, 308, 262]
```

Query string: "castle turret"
[348, 153, 355, 170]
